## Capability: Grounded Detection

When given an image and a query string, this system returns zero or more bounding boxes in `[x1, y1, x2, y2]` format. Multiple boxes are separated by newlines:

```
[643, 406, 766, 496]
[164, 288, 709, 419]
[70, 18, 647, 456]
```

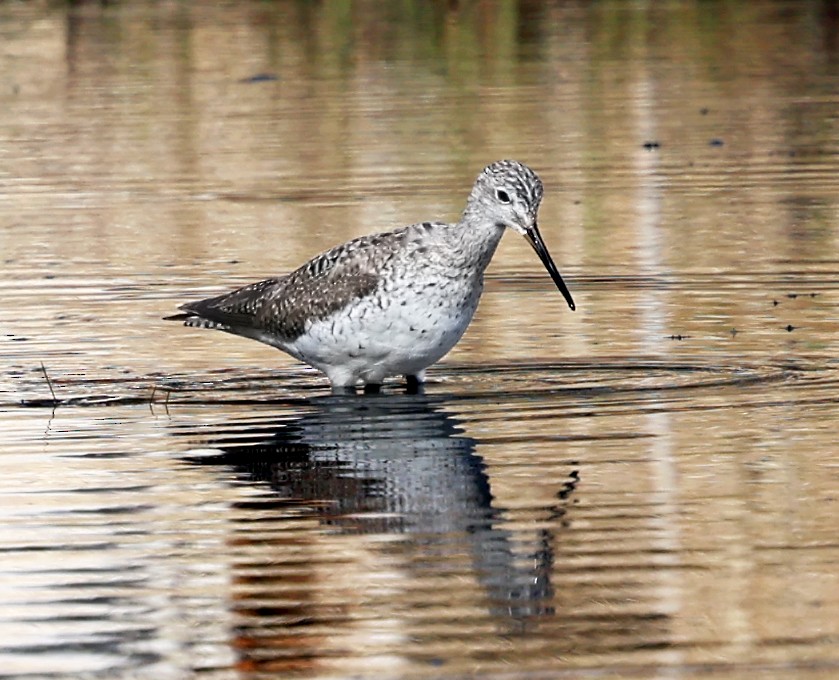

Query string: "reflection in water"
[185, 395, 578, 668]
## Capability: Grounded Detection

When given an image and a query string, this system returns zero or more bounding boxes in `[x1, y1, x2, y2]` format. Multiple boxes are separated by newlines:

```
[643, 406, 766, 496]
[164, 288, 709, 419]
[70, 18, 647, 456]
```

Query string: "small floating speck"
[709, 138, 724, 147]
[786, 324, 795, 332]
[642, 141, 661, 150]
[240, 73, 278, 83]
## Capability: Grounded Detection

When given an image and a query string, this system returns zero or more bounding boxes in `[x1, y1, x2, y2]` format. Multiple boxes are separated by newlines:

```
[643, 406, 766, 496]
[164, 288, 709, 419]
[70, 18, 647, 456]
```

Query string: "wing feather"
[166, 227, 409, 343]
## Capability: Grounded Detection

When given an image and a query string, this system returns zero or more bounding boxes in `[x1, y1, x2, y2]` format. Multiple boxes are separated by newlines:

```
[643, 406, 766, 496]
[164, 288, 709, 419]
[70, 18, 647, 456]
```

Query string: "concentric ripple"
[5, 356, 796, 409]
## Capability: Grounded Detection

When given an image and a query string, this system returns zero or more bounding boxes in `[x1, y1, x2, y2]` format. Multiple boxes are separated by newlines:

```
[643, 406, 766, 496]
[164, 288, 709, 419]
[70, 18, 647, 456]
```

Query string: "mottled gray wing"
[255, 229, 407, 340]
[167, 227, 407, 342]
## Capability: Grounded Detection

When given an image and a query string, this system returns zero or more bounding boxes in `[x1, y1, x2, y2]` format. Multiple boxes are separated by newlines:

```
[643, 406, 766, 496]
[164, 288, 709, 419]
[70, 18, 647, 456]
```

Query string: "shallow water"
[3, 1, 839, 678]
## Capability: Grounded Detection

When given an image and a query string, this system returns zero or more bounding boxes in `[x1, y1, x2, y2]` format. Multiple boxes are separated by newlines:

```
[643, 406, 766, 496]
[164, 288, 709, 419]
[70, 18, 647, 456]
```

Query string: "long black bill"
[524, 222, 576, 311]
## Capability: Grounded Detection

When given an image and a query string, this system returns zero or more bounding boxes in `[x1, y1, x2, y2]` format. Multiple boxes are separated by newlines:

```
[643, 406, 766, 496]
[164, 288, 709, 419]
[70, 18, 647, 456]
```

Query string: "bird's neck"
[447, 216, 506, 274]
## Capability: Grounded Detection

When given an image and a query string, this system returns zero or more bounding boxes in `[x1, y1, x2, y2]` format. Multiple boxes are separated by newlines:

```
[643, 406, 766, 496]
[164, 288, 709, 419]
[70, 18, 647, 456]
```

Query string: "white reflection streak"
[633, 67, 684, 670]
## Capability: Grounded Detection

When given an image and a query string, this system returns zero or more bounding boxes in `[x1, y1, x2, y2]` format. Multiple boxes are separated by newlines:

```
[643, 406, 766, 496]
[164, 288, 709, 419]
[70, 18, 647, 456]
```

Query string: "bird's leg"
[405, 374, 425, 395]
[363, 383, 382, 395]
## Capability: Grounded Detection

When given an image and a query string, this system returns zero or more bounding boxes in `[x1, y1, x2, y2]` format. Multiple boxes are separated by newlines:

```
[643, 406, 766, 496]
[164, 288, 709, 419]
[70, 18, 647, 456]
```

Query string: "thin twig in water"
[40, 362, 57, 404]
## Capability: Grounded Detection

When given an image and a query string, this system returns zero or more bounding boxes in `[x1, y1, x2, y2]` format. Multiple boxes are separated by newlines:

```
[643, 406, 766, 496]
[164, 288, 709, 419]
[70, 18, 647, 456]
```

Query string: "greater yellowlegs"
[166, 160, 576, 393]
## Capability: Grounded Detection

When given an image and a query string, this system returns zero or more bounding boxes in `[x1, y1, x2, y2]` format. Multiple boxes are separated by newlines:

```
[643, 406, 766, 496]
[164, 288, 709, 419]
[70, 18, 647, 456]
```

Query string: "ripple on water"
[4, 355, 793, 408]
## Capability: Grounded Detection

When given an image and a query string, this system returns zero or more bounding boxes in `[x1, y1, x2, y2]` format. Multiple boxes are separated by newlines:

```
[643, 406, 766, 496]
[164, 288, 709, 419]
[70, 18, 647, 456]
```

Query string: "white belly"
[282, 283, 480, 387]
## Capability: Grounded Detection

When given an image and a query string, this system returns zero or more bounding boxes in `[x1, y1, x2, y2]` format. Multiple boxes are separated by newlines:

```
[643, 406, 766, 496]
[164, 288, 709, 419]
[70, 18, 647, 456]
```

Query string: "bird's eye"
[496, 189, 511, 204]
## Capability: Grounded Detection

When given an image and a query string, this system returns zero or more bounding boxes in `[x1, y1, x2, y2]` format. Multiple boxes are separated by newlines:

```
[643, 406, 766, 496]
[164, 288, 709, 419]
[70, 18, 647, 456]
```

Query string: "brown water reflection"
[3, 1, 839, 678]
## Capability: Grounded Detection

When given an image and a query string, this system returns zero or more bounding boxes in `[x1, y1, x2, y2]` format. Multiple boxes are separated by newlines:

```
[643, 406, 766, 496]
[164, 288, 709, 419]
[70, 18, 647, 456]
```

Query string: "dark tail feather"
[165, 276, 284, 339]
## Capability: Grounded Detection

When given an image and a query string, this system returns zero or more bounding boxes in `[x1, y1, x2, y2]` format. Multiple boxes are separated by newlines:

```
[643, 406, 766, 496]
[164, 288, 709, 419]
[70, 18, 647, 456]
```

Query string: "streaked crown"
[464, 159, 544, 232]
[480, 160, 543, 210]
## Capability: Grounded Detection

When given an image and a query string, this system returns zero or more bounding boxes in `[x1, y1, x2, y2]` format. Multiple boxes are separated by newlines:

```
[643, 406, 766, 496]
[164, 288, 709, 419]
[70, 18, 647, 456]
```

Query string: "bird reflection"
[182, 393, 579, 670]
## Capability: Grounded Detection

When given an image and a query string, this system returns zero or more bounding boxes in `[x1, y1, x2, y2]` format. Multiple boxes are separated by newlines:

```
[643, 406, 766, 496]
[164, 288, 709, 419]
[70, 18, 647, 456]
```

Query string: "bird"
[166, 160, 576, 394]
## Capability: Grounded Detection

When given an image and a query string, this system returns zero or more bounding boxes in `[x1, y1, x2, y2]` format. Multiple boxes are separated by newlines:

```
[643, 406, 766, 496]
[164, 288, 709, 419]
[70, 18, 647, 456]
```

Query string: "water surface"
[2, 2, 839, 678]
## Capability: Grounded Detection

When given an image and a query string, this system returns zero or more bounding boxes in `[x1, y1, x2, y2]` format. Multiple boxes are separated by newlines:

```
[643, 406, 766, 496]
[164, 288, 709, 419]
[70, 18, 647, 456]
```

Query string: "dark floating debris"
[700, 107, 710, 115]
[786, 324, 796, 332]
[772, 299, 779, 306]
[709, 138, 724, 147]
[643, 141, 661, 150]
[669, 334, 687, 341]
[787, 293, 798, 299]
[730, 328, 738, 337]
[240, 73, 278, 83]
[20, 395, 153, 408]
